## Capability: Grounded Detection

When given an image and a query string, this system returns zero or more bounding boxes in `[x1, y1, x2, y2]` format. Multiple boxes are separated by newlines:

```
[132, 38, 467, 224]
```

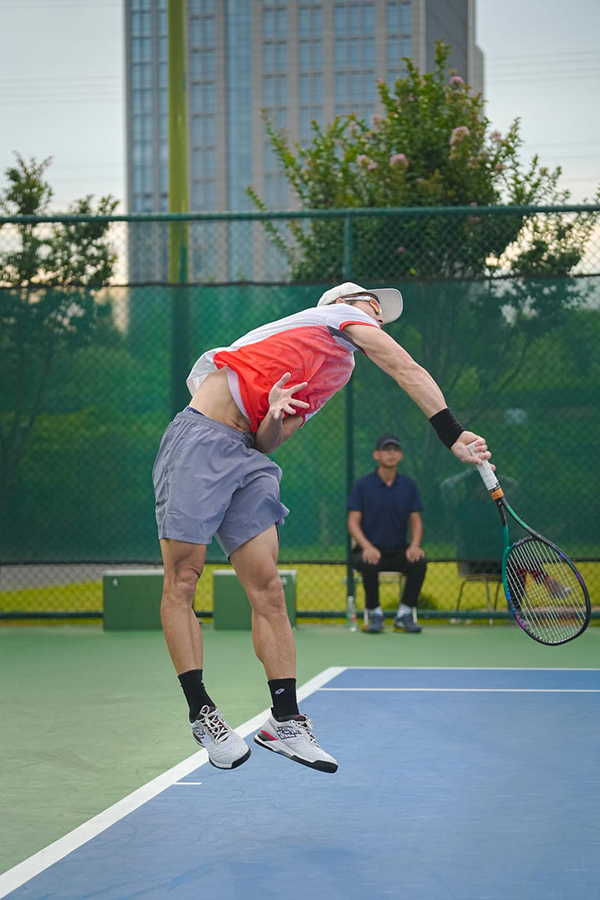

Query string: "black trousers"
[351, 545, 427, 611]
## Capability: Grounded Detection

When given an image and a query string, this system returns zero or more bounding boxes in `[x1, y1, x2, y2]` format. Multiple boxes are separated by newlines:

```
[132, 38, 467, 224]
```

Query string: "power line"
[486, 50, 599, 61]
[486, 65, 600, 78]
[487, 72, 600, 84]
[526, 141, 600, 148]
[0, 76, 121, 83]
[0, 2, 120, 8]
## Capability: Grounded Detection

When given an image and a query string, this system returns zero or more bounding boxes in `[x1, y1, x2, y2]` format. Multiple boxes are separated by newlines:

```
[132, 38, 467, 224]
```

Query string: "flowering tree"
[250, 42, 597, 283]
[249, 42, 599, 484]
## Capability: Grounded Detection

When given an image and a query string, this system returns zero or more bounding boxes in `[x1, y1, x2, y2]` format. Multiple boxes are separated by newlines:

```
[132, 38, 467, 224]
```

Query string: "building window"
[188, 0, 216, 211]
[263, 5, 287, 39]
[299, 106, 323, 143]
[334, 2, 374, 36]
[131, 37, 152, 63]
[189, 0, 214, 13]
[332, 3, 376, 119]
[264, 40, 287, 73]
[299, 73, 322, 104]
[298, 4, 322, 38]
[131, 10, 152, 37]
[264, 173, 288, 208]
[387, 1, 411, 84]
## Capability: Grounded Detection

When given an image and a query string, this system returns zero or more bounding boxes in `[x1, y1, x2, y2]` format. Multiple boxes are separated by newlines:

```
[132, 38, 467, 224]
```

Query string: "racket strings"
[505, 538, 587, 643]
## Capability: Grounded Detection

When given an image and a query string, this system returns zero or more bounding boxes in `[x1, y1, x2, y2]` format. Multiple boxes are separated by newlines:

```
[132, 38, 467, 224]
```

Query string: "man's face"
[337, 292, 385, 325]
[374, 444, 403, 465]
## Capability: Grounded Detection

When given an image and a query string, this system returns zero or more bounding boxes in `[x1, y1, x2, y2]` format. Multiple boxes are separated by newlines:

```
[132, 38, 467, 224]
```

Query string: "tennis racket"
[469, 443, 591, 645]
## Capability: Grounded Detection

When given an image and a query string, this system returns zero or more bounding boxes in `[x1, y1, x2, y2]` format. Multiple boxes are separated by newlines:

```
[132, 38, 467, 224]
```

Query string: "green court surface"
[1, 622, 598, 876]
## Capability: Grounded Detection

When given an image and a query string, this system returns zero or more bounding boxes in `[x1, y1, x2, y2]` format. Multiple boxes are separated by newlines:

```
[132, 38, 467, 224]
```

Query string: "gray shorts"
[152, 408, 289, 557]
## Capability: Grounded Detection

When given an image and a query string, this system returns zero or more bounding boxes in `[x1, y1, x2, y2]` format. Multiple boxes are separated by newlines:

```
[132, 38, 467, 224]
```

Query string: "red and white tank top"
[186, 304, 379, 432]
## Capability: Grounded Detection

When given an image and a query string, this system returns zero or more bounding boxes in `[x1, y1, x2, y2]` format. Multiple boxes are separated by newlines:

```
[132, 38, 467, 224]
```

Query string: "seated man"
[347, 433, 426, 634]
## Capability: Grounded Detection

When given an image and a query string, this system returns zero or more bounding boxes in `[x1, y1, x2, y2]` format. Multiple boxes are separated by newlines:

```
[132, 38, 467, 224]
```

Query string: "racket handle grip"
[467, 441, 504, 497]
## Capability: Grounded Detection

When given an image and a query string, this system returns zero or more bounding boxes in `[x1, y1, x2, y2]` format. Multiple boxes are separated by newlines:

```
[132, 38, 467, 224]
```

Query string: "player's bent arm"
[254, 413, 303, 454]
[343, 323, 446, 417]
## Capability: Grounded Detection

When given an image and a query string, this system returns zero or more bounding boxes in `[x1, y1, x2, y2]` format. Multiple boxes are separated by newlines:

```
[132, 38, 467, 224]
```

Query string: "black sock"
[268, 678, 299, 720]
[178, 669, 215, 722]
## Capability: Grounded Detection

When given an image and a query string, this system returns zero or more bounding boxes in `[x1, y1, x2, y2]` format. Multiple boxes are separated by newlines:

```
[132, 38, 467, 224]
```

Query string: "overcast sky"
[0, 0, 598, 211]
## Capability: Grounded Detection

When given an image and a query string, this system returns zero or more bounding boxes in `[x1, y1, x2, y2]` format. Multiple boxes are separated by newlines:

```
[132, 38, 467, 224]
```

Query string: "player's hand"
[451, 432, 495, 469]
[268, 373, 310, 421]
[406, 544, 425, 562]
[362, 545, 381, 565]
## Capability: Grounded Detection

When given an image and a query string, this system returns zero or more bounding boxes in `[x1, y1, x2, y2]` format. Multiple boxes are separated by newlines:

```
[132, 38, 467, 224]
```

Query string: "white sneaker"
[254, 712, 338, 773]
[191, 705, 251, 769]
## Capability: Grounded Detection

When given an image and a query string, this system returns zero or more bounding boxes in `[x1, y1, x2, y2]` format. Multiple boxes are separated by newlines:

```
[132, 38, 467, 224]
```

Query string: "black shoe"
[361, 611, 385, 633]
[393, 614, 422, 633]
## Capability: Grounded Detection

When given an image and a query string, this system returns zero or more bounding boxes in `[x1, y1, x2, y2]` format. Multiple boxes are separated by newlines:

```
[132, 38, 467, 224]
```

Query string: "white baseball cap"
[316, 281, 403, 324]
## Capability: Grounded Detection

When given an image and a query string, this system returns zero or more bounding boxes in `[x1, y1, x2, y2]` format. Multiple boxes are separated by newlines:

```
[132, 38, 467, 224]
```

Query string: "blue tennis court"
[1, 666, 599, 900]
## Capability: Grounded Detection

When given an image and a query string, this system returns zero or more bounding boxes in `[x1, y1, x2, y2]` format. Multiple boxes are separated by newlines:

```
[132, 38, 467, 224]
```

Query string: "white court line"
[0, 666, 346, 899]
[336, 666, 600, 671]
[321, 687, 600, 693]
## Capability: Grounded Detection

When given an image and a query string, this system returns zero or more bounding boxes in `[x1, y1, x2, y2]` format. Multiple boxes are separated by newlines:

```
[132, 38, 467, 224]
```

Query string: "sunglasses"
[347, 294, 383, 317]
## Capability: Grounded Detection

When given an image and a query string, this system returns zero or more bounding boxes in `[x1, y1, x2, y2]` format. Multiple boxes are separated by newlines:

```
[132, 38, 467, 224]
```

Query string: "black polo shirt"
[347, 470, 422, 549]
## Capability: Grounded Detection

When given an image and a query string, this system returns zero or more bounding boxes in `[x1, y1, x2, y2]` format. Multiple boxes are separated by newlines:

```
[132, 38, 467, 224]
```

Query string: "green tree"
[250, 43, 599, 484]
[0, 154, 119, 536]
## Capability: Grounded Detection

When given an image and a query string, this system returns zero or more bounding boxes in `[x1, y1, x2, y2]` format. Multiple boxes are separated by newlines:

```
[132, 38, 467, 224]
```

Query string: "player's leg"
[159, 536, 251, 769]
[159, 537, 206, 674]
[229, 524, 296, 686]
[391, 546, 425, 633]
[230, 526, 338, 773]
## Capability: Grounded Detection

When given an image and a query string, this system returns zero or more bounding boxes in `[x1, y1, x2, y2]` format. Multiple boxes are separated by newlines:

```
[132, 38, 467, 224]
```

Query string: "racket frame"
[467, 445, 591, 645]
[493, 493, 591, 645]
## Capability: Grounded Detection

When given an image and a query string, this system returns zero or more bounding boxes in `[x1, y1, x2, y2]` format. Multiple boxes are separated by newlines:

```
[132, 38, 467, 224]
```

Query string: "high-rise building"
[125, 0, 484, 280]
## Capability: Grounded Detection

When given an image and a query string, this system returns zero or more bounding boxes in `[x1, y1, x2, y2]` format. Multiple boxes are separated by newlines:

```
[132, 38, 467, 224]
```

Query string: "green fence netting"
[1, 207, 599, 620]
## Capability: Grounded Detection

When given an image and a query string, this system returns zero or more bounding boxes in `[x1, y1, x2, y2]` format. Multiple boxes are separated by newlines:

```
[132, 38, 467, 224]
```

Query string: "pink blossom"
[470, 201, 478, 207]
[494, 162, 505, 171]
[450, 126, 470, 145]
[370, 114, 383, 127]
[450, 75, 464, 86]
[490, 130, 502, 142]
[408, 95, 415, 101]
[357, 154, 378, 170]
[348, 121, 361, 134]
[397, 246, 405, 254]
[390, 153, 409, 167]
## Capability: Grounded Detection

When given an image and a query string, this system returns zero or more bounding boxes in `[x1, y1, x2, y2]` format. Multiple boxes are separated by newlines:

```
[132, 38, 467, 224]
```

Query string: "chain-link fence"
[1, 206, 599, 621]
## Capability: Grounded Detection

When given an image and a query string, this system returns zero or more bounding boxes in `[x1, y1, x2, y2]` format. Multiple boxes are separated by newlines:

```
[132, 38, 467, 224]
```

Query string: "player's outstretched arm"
[343, 323, 493, 467]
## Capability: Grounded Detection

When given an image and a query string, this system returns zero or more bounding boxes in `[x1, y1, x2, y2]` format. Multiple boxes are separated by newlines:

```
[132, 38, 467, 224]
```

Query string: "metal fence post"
[168, 0, 190, 417]
[343, 215, 357, 630]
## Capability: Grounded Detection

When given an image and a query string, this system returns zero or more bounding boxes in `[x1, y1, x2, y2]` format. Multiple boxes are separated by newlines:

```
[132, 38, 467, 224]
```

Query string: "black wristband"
[429, 408, 464, 449]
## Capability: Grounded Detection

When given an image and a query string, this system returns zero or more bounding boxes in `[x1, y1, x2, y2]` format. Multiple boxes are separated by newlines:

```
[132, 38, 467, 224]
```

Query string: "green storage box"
[213, 568, 297, 629]
[103, 569, 163, 630]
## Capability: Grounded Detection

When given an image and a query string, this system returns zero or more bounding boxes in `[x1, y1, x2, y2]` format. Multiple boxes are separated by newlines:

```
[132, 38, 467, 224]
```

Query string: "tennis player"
[152, 282, 493, 773]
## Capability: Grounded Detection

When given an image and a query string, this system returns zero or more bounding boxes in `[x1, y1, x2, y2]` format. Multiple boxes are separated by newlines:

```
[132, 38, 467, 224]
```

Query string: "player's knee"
[162, 563, 202, 608]
[249, 572, 285, 617]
